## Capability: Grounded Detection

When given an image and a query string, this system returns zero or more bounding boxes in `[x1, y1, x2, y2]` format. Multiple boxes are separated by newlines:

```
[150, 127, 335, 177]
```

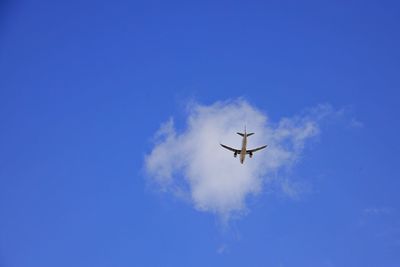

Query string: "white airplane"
[220, 127, 267, 164]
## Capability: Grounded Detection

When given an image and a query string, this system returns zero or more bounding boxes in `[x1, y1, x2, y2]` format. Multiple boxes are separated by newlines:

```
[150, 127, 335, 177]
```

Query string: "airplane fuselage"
[240, 133, 247, 164]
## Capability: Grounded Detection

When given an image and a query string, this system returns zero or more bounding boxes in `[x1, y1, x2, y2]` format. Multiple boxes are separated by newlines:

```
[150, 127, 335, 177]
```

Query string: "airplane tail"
[237, 132, 254, 137]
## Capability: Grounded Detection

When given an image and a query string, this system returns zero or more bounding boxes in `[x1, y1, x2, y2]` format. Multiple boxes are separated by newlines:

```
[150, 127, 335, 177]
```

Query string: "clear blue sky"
[1, 0, 399, 266]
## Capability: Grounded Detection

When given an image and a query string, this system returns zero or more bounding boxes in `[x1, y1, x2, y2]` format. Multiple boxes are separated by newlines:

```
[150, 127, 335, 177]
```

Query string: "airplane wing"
[246, 145, 267, 154]
[220, 144, 241, 153]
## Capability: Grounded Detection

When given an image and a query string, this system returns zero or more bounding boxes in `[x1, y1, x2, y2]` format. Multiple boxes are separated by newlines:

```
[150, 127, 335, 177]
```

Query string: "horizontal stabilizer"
[237, 132, 254, 137]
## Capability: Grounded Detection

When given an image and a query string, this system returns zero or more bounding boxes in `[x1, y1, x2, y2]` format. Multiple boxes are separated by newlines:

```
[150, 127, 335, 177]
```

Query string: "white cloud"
[216, 243, 228, 254]
[145, 99, 332, 220]
[363, 207, 394, 216]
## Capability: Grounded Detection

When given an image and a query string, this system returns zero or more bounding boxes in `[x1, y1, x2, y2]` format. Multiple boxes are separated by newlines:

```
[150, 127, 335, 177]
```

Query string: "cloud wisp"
[145, 99, 331, 220]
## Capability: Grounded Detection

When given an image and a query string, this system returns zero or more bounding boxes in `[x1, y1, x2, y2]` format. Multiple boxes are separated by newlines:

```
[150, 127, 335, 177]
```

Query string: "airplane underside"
[221, 129, 267, 164]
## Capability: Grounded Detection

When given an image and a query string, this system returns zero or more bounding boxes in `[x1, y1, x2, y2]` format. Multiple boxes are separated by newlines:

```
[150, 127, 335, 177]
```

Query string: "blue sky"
[1, 0, 400, 266]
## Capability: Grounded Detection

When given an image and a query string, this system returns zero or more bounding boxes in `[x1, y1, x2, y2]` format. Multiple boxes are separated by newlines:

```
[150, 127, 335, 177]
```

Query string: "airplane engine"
[249, 152, 253, 158]
[234, 152, 237, 158]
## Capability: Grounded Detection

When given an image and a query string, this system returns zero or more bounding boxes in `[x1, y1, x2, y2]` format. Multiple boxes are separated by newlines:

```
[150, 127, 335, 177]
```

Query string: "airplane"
[220, 127, 267, 164]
